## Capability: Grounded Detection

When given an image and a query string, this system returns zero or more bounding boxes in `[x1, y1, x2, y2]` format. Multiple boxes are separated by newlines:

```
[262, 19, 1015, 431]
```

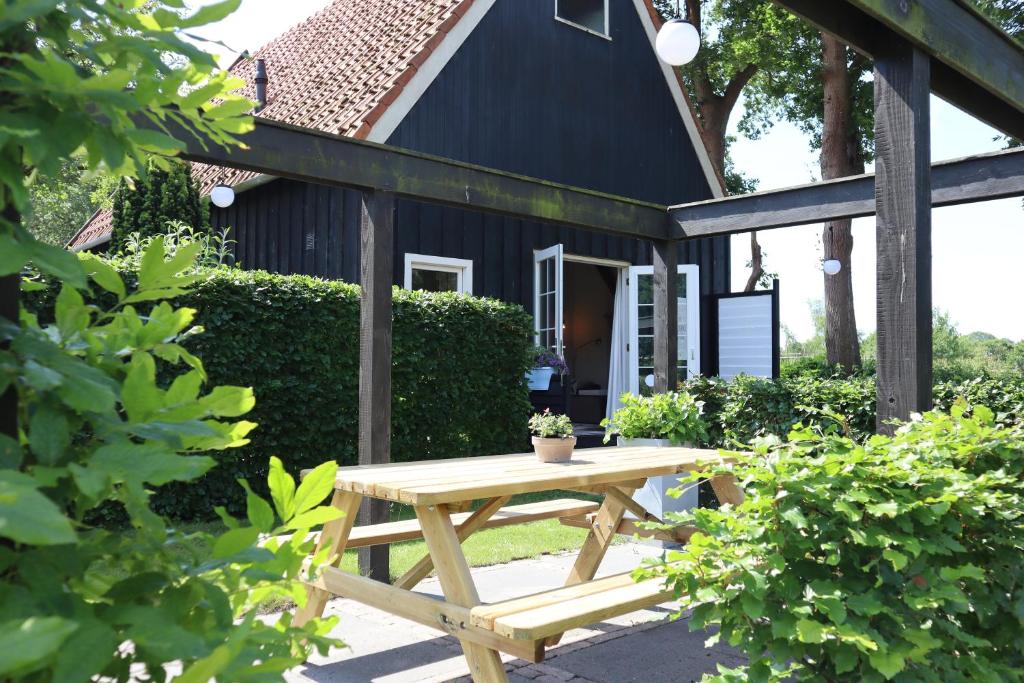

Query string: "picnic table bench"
[293, 446, 741, 682]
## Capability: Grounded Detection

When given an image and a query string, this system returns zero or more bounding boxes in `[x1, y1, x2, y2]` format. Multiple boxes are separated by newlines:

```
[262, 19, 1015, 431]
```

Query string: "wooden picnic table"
[293, 446, 742, 682]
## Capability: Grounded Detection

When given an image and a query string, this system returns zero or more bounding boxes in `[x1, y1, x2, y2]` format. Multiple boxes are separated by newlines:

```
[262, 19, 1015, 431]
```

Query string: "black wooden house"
[71, 0, 779, 424]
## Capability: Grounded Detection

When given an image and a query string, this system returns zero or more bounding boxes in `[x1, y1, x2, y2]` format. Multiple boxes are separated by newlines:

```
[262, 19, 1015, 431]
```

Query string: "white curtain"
[605, 268, 630, 422]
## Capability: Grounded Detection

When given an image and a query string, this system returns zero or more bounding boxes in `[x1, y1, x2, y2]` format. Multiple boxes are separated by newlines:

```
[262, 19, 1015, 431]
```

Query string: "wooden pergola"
[15, 0, 1022, 581]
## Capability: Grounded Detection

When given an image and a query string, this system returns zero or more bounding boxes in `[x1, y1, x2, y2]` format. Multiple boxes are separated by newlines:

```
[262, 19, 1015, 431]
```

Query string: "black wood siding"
[210, 0, 731, 372]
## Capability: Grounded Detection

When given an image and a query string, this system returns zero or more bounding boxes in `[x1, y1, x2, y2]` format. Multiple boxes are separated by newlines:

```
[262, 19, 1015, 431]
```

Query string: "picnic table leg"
[417, 504, 509, 683]
[294, 490, 364, 628]
[394, 496, 511, 590]
[709, 474, 744, 506]
[544, 484, 637, 647]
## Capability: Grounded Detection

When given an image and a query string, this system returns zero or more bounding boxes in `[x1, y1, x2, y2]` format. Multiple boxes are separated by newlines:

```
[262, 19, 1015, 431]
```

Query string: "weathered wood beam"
[875, 41, 933, 431]
[669, 147, 1024, 238]
[357, 190, 393, 582]
[652, 239, 678, 392]
[159, 117, 670, 240]
[773, 0, 1024, 140]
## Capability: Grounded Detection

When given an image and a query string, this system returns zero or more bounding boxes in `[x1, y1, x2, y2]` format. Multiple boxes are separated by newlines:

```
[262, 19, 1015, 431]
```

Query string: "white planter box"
[617, 437, 697, 547]
[526, 366, 555, 391]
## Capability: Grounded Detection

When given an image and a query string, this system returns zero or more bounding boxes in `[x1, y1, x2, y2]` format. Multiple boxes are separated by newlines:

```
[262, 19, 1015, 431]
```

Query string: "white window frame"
[533, 244, 564, 354]
[403, 253, 473, 295]
[554, 0, 611, 39]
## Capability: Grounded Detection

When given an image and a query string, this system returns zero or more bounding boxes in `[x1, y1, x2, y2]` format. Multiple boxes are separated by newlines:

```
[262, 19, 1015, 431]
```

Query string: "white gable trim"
[366, 0, 499, 144]
[629, 0, 724, 198]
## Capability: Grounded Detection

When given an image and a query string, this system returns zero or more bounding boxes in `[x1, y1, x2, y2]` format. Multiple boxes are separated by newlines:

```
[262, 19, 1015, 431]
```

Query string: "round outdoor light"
[823, 259, 842, 276]
[645, 373, 656, 388]
[656, 19, 701, 66]
[210, 183, 235, 208]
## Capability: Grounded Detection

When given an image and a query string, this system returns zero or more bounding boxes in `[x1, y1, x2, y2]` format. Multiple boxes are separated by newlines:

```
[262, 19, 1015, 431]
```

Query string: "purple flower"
[534, 350, 569, 374]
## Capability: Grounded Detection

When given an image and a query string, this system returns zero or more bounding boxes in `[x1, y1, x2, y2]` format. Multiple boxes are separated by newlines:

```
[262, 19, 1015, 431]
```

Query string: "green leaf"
[938, 564, 985, 582]
[780, 505, 807, 529]
[0, 239, 28, 275]
[91, 441, 215, 486]
[285, 505, 344, 531]
[882, 548, 907, 571]
[868, 650, 906, 679]
[199, 385, 255, 418]
[51, 621, 117, 683]
[24, 240, 86, 288]
[28, 402, 70, 465]
[866, 500, 898, 518]
[121, 353, 162, 423]
[0, 471, 76, 545]
[795, 618, 826, 644]
[80, 254, 126, 299]
[292, 460, 338, 517]
[212, 526, 260, 559]
[0, 617, 79, 676]
[239, 479, 275, 533]
[834, 647, 859, 675]
[268, 456, 296, 521]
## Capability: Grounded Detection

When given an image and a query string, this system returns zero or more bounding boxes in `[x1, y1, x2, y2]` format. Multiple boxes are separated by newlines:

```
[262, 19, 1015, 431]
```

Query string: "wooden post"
[874, 41, 932, 433]
[357, 190, 394, 582]
[652, 239, 678, 393]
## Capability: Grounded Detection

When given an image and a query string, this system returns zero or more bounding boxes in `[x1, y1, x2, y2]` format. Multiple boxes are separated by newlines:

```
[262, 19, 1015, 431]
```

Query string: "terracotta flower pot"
[532, 436, 576, 463]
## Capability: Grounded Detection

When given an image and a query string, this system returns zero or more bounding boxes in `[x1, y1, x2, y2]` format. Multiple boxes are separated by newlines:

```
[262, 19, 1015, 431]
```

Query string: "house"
[69, 0, 778, 424]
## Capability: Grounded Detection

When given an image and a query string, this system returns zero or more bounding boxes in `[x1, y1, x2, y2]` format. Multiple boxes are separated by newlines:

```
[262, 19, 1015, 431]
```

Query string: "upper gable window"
[555, 0, 609, 38]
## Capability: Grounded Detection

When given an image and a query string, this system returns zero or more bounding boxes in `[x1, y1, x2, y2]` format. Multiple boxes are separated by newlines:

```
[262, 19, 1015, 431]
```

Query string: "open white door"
[627, 264, 700, 394]
[534, 245, 563, 354]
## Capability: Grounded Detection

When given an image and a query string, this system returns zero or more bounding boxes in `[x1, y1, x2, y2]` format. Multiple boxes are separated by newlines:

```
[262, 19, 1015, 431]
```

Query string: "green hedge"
[682, 374, 1024, 445]
[32, 267, 534, 520]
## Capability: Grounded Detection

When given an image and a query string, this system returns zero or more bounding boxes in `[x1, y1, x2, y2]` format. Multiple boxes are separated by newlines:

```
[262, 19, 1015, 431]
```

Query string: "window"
[555, 0, 608, 37]
[403, 254, 473, 294]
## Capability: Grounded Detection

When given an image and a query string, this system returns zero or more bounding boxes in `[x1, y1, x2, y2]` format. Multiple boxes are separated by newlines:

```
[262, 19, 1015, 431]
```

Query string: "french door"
[533, 245, 563, 354]
[627, 264, 700, 394]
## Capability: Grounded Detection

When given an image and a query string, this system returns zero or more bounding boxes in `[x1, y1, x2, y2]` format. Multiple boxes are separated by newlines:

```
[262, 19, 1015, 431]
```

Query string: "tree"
[26, 158, 114, 246]
[111, 159, 207, 250]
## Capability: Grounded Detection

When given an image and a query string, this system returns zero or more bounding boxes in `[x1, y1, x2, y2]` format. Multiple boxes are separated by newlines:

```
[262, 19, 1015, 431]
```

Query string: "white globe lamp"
[656, 19, 701, 66]
[644, 373, 656, 388]
[823, 259, 842, 276]
[210, 183, 235, 209]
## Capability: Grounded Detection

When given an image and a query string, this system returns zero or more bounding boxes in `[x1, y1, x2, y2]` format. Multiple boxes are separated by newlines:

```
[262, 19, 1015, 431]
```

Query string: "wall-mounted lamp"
[823, 259, 842, 276]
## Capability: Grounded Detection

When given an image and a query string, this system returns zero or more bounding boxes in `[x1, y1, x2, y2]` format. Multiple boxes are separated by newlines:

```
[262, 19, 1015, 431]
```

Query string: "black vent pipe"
[255, 58, 268, 112]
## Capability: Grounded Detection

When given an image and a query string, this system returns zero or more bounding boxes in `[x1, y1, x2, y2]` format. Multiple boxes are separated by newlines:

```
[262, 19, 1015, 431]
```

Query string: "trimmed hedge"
[32, 267, 534, 520]
[682, 374, 1024, 445]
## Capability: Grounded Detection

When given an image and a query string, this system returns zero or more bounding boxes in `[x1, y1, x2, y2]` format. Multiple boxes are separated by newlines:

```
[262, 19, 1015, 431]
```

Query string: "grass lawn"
[175, 490, 614, 612]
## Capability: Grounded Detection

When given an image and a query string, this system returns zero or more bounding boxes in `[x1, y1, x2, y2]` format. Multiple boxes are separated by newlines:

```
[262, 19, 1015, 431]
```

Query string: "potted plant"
[600, 392, 709, 536]
[525, 346, 569, 391]
[528, 409, 576, 462]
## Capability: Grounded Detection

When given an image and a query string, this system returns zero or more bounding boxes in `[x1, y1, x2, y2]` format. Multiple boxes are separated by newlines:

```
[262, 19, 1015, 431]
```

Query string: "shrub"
[643, 406, 1024, 681]
[601, 392, 708, 445]
[680, 374, 1023, 446]
[3, 238, 340, 680]
[142, 268, 533, 520]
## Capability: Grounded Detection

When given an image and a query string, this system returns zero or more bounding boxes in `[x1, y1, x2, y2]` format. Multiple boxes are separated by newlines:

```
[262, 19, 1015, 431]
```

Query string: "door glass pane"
[635, 271, 690, 394]
[412, 268, 458, 292]
[536, 256, 559, 352]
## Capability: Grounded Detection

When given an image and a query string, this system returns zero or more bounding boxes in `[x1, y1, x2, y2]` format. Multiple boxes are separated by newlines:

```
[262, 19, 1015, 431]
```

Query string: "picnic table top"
[330, 446, 727, 505]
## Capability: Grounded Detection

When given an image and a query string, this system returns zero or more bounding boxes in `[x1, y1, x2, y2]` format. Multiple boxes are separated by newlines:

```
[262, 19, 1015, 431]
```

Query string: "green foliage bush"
[681, 374, 1024, 445]
[144, 268, 534, 520]
[111, 160, 207, 251]
[643, 406, 1024, 681]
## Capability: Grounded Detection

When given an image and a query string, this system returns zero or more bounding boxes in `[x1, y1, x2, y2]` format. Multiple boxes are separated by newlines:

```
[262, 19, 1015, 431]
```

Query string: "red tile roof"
[69, 0, 476, 249]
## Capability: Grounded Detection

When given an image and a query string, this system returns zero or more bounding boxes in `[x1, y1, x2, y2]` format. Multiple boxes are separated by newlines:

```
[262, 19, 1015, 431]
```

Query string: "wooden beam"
[154, 117, 671, 240]
[357, 191, 393, 582]
[773, 0, 1024, 140]
[669, 147, 1024, 238]
[652, 239, 678, 393]
[875, 41, 932, 432]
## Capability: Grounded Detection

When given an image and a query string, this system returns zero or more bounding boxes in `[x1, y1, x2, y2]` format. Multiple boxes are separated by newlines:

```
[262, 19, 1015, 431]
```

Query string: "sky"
[190, 0, 1024, 343]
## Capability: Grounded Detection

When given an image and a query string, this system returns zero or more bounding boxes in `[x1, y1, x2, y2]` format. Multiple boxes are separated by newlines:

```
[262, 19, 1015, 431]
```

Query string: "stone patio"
[286, 544, 745, 683]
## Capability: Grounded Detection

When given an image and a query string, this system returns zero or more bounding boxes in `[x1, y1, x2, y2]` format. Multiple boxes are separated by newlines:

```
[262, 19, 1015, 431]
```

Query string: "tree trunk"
[819, 34, 863, 370]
